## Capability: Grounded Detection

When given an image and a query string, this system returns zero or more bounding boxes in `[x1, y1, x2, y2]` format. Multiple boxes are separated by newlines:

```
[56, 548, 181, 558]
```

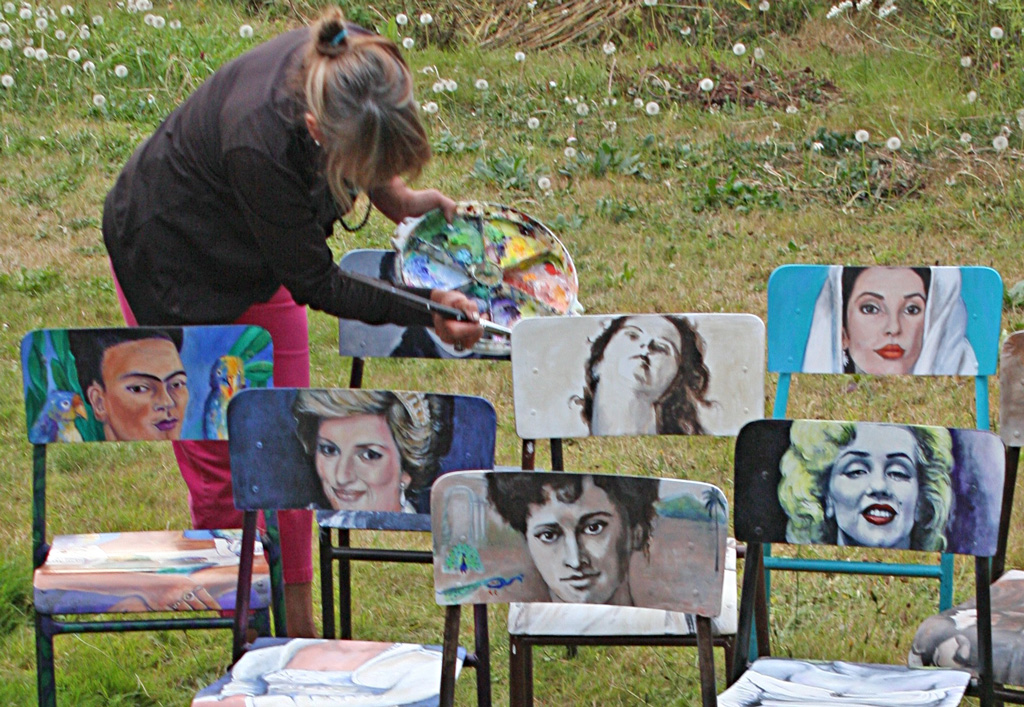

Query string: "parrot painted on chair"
[203, 355, 246, 440]
[30, 391, 87, 443]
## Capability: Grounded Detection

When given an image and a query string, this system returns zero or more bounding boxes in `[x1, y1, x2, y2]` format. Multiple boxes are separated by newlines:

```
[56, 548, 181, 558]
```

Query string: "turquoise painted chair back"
[725, 419, 1003, 707]
[21, 325, 275, 707]
[765, 264, 1003, 611]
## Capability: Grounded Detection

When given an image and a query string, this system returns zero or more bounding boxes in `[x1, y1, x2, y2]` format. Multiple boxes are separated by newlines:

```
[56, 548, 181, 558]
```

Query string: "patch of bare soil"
[622, 59, 841, 111]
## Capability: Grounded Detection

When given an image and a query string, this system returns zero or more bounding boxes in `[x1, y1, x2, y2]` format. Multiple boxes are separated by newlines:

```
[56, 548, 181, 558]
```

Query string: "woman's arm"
[369, 176, 456, 224]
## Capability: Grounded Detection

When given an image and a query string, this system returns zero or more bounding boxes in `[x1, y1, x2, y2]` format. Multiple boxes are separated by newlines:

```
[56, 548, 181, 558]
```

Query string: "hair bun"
[315, 13, 348, 56]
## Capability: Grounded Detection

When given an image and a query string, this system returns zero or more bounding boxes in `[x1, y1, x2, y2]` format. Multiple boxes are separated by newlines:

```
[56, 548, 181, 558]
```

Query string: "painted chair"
[192, 387, 497, 706]
[22, 325, 278, 707]
[507, 312, 766, 703]
[433, 470, 728, 707]
[723, 418, 1003, 707]
[765, 264, 1003, 611]
[908, 331, 1024, 703]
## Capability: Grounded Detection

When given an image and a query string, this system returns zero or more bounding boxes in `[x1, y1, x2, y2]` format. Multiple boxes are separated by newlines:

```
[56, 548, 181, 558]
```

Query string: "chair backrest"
[510, 313, 765, 442]
[228, 388, 497, 530]
[733, 419, 1004, 556]
[23, 325, 273, 444]
[767, 264, 1003, 424]
[431, 470, 727, 616]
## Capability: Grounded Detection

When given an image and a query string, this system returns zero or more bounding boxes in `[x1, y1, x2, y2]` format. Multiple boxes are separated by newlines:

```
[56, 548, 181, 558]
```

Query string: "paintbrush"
[343, 269, 513, 338]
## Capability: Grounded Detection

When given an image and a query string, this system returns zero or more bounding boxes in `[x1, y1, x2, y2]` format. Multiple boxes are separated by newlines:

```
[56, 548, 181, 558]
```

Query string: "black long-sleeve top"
[102, 27, 432, 327]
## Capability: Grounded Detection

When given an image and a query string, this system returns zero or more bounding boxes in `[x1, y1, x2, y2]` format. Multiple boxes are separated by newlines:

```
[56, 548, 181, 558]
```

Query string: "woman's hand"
[370, 176, 457, 223]
[430, 290, 483, 352]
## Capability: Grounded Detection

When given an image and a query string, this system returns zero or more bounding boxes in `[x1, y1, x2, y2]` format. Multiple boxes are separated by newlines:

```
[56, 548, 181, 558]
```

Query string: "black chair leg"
[509, 635, 533, 707]
[36, 614, 56, 707]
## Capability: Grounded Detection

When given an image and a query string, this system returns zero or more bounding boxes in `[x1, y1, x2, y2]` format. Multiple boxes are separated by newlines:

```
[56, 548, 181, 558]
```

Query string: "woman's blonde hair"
[778, 421, 954, 551]
[301, 8, 430, 212]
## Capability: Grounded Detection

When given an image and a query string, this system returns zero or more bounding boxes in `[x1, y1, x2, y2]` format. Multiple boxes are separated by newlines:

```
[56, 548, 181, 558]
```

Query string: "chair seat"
[192, 637, 463, 706]
[34, 529, 270, 614]
[719, 657, 970, 706]
[910, 568, 1024, 684]
[508, 538, 737, 637]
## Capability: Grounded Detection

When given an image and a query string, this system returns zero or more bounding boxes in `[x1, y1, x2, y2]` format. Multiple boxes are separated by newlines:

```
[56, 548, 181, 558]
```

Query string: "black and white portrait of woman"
[778, 421, 954, 551]
[511, 313, 765, 439]
[802, 265, 978, 375]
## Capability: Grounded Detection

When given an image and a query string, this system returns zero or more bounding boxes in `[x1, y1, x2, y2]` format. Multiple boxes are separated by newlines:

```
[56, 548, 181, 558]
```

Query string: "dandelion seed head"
[151, 14, 164, 28]
[855, 129, 870, 143]
[759, 0, 770, 10]
[113, 63, 127, 77]
[0, 22, 8, 35]
[527, 0, 536, 8]
[960, 132, 972, 144]
[3, 2, 15, 13]
[732, 42, 745, 56]
[967, 90, 978, 104]
[537, 176, 551, 190]
[643, 0, 657, 5]
[444, 79, 457, 91]
[66, 47, 78, 61]
[59, 3, 71, 14]
[54, 28, 64, 39]
[22, 44, 33, 57]
[960, 56, 972, 68]
[0, 37, 11, 50]
[1000, 125, 1011, 138]
[993, 135, 1009, 151]
[78, 26, 88, 39]
[527, 117, 540, 129]
[419, 12, 432, 25]
[169, 19, 181, 29]
[577, 103, 590, 116]
[239, 24, 253, 38]
[0, 73, 13, 88]
[514, 50, 525, 62]
[396, 13, 408, 25]
[548, 80, 556, 88]
[886, 136, 901, 151]
[402, 37, 414, 49]
[82, 59, 94, 73]
[422, 101, 438, 114]
[633, 97, 644, 108]
[92, 14, 103, 25]
[474, 78, 488, 90]
[604, 120, 617, 133]
[566, 136, 577, 145]
[92, 92, 105, 107]
[432, 81, 444, 93]
[564, 146, 577, 158]
[812, 141, 824, 152]
[645, 101, 660, 115]
[945, 175, 957, 186]
[143, 13, 154, 25]
[990, 26, 1004, 40]
[699, 77, 714, 92]
[753, 47, 765, 60]
[19, 7, 31, 20]
[602, 41, 615, 55]
[680, 26, 691, 36]
[34, 15, 45, 29]
[1016, 109, 1024, 131]
[786, 104, 798, 114]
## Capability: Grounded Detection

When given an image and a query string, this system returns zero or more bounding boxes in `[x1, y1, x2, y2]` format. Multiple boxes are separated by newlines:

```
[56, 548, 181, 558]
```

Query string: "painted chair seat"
[192, 637, 463, 706]
[508, 539, 737, 637]
[718, 657, 971, 706]
[34, 529, 270, 614]
[909, 569, 1024, 684]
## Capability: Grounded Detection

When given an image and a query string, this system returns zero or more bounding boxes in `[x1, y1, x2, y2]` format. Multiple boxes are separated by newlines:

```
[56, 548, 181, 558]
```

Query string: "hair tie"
[330, 27, 347, 46]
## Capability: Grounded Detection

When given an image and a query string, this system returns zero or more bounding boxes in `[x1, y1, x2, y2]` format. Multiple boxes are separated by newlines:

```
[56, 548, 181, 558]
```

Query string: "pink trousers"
[113, 271, 313, 585]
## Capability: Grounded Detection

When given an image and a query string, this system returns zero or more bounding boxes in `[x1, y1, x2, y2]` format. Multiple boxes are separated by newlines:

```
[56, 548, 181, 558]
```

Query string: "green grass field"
[2, 0, 1024, 703]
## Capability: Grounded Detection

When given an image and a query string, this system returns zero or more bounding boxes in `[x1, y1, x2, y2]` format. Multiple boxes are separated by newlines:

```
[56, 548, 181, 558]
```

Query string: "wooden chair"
[765, 264, 1003, 611]
[21, 325, 278, 707]
[723, 418, 1003, 706]
[507, 312, 766, 703]
[432, 470, 729, 707]
[192, 387, 497, 705]
[908, 331, 1024, 703]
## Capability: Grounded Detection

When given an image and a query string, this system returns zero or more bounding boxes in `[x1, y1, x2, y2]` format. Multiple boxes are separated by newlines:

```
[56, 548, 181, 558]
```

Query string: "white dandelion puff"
[3, 2, 15, 13]
[603, 41, 615, 55]
[633, 97, 644, 108]
[993, 135, 1009, 151]
[699, 77, 714, 92]
[967, 90, 978, 104]
[82, 59, 95, 73]
[474, 78, 489, 90]
[537, 176, 551, 190]
[0, 37, 11, 50]
[960, 56, 972, 68]
[527, 117, 540, 129]
[786, 105, 798, 114]
[990, 26, 1004, 40]
[564, 146, 577, 158]
[19, 7, 32, 20]
[959, 132, 972, 144]
[514, 51, 525, 62]
[239, 24, 253, 38]
[396, 13, 408, 25]
[152, 14, 164, 28]
[855, 129, 870, 143]
[66, 47, 78, 61]
[759, 0, 770, 10]
[431, 81, 444, 93]
[169, 19, 181, 29]
[402, 37, 414, 49]
[753, 47, 765, 60]
[444, 79, 457, 91]
[419, 12, 432, 25]
[92, 93, 106, 107]
[733, 42, 746, 56]
[92, 14, 103, 25]
[680, 26, 691, 36]
[0, 22, 8, 35]
[143, 13, 155, 26]
[34, 15, 46, 29]
[886, 136, 901, 151]
[59, 3, 71, 14]
[577, 103, 589, 116]
[114, 63, 127, 78]
[422, 101, 438, 114]
[645, 101, 660, 115]
[643, 0, 657, 6]
[22, 45, 33, 57]
[604, 120, 617, 133]
[566, 136, 577, 145]
[78, 26, 89, 39]
[0, 73, 13, 88]
[812, 141, 824, 152]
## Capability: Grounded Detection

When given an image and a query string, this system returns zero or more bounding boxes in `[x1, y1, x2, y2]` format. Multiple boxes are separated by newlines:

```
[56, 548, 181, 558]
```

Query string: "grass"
[2, 0, 1024, 703]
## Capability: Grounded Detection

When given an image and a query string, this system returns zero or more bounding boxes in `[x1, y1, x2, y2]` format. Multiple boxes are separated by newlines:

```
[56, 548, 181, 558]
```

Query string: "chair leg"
[440, 606, 462, 707]
[472, 604, 492, 707]
[35, 614, 56, 707]
[509, 635, 532, 707]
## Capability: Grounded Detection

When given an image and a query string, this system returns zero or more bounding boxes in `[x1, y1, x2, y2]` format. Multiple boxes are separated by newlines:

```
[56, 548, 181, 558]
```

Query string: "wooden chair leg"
[35, 614, 56, 707]
[473, 604, 492, 707]
[319, 526, 335, 639]
[440, 605, 462, 707]
[509, 635, 533, 707]
[696, 616, 717, 707]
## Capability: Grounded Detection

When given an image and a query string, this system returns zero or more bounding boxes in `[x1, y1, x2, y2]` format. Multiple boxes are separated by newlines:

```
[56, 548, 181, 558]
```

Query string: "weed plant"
[2, 0, 1024, 704]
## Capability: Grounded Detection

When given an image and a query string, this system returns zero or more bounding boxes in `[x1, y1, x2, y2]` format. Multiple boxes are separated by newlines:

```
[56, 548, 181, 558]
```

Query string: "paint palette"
[392, 202, 579, 354]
